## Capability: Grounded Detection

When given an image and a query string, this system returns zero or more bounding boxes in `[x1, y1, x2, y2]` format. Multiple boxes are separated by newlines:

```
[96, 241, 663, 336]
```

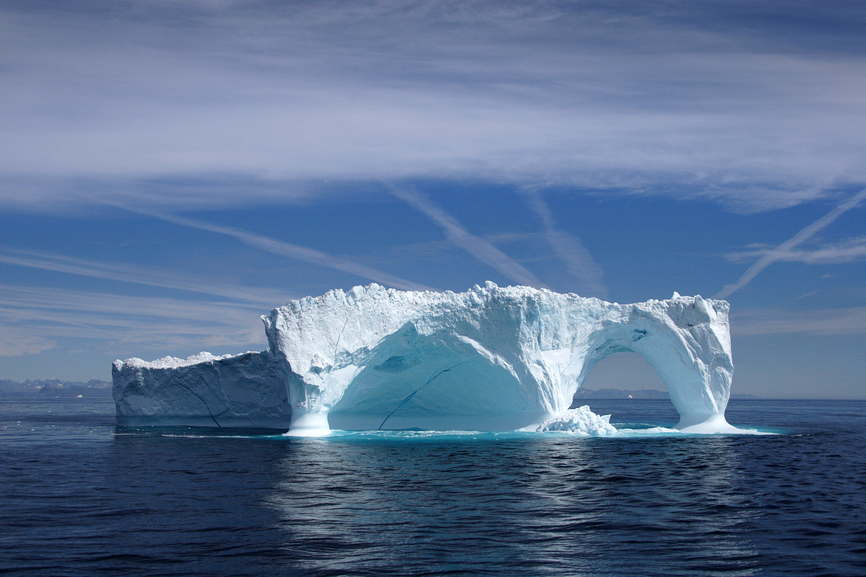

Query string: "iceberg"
[113, 282, 735, 434]
[113, 350, 292, 429]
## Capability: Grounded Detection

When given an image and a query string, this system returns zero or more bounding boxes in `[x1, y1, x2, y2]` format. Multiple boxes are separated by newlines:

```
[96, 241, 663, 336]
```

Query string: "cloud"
[389, 186, 545, 287]
[0, 328, 55, 357]
[0, 284, 266, 351]
[724, 236, 866, 265]
[522, 189, 607, 298]
[1, 1, 865, 211]
[716, 189, 866, 298]
[733, 307, 866, 336]
[0, 248, 290, 308]
[125, 208, 434, 291]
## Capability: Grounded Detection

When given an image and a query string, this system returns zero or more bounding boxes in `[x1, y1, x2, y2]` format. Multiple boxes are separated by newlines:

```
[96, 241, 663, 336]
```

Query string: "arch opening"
[572, 351, 680, 426]
[568, 321, 732, 431]
[577, 351, 668, 397]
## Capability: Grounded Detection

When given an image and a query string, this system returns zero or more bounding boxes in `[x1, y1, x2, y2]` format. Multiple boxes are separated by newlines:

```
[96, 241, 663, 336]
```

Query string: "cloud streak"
[716, 189, 866, 298]
[0, 284, 267, 354]
[732, 307, 866, 336]
[0, 248, 289, 308]
[523, 189, 607, 298]
[725, 236, 866, 265]
[389, 186, 545, 287]
[122, 208, 434, 292]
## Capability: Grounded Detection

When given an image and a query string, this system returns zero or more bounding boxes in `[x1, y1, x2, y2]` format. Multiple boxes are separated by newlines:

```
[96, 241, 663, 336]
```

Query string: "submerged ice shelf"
[113, 283, 736, 435]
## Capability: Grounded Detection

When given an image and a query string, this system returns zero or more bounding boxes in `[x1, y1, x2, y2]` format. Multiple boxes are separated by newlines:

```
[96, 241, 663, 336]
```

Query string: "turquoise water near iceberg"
[1, 398, 864, 576]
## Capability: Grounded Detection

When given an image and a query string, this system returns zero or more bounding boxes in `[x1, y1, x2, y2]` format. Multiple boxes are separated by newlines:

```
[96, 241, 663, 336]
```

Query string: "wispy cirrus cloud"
[732, 307, 866, 336]
[0, 246, 291, 358]
[123, 208, 434, 292]
[725, 236, 866, 265]
[1, 1, 864, 212]
[0, 327, 56, 357]
[716, 189, 866, 298]
[523, 189, 607, 298]
[389, 187, 545, 287]
[0, 284, 267, 354]
[0, 247, 290, 308]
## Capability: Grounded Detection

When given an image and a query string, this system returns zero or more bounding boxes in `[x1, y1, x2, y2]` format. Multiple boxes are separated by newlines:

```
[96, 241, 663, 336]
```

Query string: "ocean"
[1, 398, 864, 576]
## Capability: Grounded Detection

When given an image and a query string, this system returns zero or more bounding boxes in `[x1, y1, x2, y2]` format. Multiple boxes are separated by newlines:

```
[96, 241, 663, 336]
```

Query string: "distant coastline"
[575, 388, 760, 400]
[0, 379, 112, 398]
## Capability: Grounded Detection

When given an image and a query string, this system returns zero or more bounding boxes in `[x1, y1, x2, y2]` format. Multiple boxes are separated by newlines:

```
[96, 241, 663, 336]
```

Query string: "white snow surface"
[535, 406, 618, 435]
[261, 282, 734, 433]
[121, 351, 238, 370]
[113, 282, 734, 433]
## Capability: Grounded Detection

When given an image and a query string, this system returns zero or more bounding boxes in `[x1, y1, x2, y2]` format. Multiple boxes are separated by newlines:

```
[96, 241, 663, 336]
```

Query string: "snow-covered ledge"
[261, 282, 735, 435]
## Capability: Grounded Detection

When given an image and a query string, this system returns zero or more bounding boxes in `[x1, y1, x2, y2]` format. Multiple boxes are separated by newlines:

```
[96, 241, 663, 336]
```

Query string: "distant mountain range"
[0, 379, 113, 398]
[574, 388, 759, 400]
[0, 380, 758, 401]
[574, 388, 670, 400]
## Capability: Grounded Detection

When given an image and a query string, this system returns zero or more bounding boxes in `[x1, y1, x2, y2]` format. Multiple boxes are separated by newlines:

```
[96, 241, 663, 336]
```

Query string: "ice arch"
[263, 283, 734, 434]
[573, 311, 733, 430]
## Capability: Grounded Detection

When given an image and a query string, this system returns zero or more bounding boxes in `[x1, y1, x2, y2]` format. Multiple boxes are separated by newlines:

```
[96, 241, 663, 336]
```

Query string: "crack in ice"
[174, 381, 221, 427]
[333, 316, 350, 362]
[378, 361, 471, 430]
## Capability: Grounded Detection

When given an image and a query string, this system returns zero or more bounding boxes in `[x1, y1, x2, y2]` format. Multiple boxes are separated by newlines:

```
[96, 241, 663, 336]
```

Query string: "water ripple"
[1, 399, 865, 576]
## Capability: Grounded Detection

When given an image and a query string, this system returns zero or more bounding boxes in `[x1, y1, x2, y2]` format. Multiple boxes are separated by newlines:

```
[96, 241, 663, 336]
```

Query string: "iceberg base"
[285, 413, 331, 437]
[676, 413, 742, 434]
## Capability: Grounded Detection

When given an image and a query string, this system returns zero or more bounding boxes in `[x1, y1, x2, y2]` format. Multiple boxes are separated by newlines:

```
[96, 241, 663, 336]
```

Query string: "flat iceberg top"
[275, 282, 729, 334]
[114, 351, 256, 371]
[266, 282, 730, 373]
[283, 282, 725, 316]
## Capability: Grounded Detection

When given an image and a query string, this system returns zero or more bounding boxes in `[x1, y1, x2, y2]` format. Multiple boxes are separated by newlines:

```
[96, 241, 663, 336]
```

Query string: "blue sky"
[1, 1, 865, 399]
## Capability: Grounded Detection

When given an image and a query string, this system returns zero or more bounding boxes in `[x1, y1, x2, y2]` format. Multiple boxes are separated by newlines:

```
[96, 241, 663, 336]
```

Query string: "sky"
[1, 0, 865, 399]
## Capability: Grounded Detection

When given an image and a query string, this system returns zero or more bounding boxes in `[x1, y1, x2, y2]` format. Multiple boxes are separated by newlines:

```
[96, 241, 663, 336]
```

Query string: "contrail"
[0, 248, 287, 308]
[388, 186, 546, 288]
[523, 189, 607, 298]
[716, 189, 866, 299]
[121, 207, 434, 292]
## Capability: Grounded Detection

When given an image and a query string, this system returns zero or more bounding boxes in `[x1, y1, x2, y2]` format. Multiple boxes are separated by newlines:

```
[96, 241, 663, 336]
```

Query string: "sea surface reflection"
[265, 433, 762, 576]
[1, 399, 864, 576]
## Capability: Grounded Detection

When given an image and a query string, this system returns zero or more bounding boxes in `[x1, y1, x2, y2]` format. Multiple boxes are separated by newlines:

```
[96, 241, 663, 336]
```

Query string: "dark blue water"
[1, 398, 865, 576]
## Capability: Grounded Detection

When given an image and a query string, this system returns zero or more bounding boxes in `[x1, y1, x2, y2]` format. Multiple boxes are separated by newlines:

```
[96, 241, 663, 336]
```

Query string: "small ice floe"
[536, 405, 617, 435]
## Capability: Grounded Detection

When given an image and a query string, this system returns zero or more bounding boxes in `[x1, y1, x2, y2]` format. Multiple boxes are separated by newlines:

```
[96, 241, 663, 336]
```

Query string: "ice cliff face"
[113, 282, 734, 434]
[113, 350, 292, 429]
[261, 282, 733, 434]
